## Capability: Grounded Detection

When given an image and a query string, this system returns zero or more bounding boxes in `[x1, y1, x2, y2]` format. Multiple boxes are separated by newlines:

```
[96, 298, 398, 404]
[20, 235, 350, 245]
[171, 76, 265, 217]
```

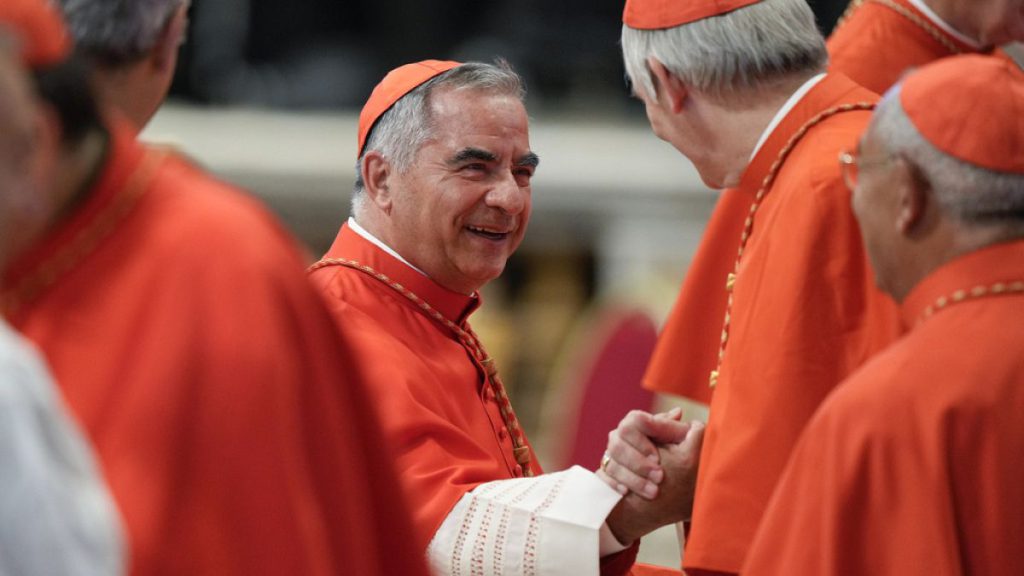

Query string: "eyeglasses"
[838, 149, 895, 191]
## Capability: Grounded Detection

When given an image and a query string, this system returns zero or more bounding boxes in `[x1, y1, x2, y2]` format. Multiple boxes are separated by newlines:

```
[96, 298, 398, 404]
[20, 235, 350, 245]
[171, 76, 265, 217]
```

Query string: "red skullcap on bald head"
[900, 55, 1024, 174]
[357, 59, 462, 157]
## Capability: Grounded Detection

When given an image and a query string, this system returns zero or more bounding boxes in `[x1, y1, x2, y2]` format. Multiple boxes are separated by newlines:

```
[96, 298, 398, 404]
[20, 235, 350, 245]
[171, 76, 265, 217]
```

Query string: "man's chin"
[462, 264, 507, 292]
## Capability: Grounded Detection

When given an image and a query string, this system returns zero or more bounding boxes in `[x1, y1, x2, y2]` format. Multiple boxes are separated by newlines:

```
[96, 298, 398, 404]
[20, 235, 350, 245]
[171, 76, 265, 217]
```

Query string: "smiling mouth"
[467, 225, 511, 241]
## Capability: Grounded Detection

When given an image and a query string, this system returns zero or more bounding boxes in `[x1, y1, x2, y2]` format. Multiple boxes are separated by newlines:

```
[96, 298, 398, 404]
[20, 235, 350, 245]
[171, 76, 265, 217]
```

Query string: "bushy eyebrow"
[516, 152, 540, 169]
[448, 147, 497, 165]
[447, 147, 540, 169]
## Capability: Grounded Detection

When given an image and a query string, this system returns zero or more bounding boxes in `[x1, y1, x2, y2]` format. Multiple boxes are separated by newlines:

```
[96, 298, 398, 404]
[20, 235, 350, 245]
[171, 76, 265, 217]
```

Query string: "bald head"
[851, 59, 1024, 301]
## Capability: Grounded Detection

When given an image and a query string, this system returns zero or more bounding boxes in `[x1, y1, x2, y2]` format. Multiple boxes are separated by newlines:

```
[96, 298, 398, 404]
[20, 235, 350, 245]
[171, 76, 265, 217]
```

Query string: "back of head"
[621, 0, 827, 103]
[352, 60, 525, 214]
[870, 55, 1024, 239]
[59, 0, 186, 67]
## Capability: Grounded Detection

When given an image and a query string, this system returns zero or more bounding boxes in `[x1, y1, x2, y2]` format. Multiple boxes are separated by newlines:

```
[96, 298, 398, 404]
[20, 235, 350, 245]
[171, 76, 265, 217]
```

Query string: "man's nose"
[486, 172, 528, 214]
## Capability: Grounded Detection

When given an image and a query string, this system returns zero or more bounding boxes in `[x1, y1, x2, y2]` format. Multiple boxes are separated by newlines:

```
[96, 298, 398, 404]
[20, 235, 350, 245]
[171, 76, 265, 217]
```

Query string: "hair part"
[351, 59, 525, 216]
[872, 88, 1024, 237]
[621, 0, 827, 103]
[58, 0, 188, 66]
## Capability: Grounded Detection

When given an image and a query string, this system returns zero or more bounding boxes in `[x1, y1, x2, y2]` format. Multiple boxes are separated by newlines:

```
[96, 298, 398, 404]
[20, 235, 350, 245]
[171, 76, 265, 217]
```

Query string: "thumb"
[645, 415, 691, 444]
[659, 407, 683, 421]
[680, 420, 706, 451]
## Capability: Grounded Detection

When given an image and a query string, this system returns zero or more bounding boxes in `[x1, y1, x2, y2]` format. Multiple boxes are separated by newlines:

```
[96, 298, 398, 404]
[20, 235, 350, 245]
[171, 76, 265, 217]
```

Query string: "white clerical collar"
[347, 217, 427, 276]
[749, 73, 826, 161]
[907, 0, 983, 50]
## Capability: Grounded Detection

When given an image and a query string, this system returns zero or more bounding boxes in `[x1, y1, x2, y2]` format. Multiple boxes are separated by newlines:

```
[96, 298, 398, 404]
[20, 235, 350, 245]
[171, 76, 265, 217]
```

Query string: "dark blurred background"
[170, 0, 851, 111]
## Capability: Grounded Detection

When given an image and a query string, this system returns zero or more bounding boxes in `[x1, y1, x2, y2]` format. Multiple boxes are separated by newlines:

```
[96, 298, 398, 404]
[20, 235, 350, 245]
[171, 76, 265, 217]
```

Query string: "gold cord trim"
[834, 0, 963, 55]
[919, 281, 1024, 325]
[308, 256, 535, 476]
[710, 101, 876, 388]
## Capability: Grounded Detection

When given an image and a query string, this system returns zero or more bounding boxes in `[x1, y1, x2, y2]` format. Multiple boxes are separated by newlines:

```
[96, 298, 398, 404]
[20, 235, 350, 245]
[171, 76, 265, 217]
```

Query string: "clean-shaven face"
[386, 87, 538, 294]
[850, 127, 903, 298]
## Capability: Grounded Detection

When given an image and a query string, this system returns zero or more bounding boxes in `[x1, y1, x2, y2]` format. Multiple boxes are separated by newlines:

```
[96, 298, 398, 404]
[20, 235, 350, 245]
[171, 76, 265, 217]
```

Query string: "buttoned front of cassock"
[309, 224, 542, 547]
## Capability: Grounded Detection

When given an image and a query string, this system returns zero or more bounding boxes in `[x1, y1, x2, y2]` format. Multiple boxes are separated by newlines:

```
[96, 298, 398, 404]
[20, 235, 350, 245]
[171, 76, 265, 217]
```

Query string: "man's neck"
[705, 73, 822, 188]
[93, 65, 157, 131]
[919, 0, 984, 46]
[347, 216, 426, 276]
[889, 217, 1007, 303]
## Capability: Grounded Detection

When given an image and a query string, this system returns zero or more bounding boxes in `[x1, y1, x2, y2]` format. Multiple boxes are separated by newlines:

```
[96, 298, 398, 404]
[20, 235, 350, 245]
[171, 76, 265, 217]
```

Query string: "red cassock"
[826, 0, 979, 94]
[745, 240, 1024, 575]
[0, 119, 426, 576]
[641, 188, 751, 405]
[652, 74, 901, 575]
[309, 224, 639, 575]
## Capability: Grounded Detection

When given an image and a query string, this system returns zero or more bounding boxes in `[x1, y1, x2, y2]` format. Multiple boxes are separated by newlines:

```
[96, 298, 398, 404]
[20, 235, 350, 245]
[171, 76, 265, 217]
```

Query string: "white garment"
[749, 73, 827, 161]
[348, 216, 426, 275]
[427, 466, 625, 576]
[0, 320, 124, 576]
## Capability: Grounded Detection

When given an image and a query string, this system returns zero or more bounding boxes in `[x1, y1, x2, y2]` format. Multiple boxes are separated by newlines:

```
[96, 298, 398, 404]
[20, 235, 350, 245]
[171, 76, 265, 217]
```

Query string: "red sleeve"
[600, 542, 641, 576]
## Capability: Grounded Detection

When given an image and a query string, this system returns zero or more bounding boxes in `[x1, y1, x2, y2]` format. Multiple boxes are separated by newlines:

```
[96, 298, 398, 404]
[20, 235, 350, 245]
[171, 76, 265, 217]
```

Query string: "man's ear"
[150, 4, 188, 73]
[647, 57, 688, 113]
[894, 157, 929, 234]
[362, 151, 394, 214]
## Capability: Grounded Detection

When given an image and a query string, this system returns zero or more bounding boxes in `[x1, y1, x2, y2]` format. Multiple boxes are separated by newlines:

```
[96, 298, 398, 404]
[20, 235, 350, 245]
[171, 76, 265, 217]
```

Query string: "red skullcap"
[0, 0, 71, 68]
[357, 59, 462, 157]
[900, 55, 1024, 174]
[623, 0, 762, 29]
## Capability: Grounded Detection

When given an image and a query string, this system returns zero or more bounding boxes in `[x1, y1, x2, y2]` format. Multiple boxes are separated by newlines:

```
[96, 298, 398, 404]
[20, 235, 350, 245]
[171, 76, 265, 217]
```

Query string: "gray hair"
[58, 0, 187, 66]
[621, 0, 827, 103]
[872, 87, 1024, 233]
[351, 60, 525, 216]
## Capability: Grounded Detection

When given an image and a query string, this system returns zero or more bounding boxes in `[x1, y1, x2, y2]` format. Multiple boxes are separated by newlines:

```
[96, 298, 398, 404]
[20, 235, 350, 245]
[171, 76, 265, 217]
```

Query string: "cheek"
[520, 195, 533, 223]
[986, 2, 1024, 42]
[0, 173, 48, 256]
[851, 188, 883, 248]
[643, 103, 664, 133]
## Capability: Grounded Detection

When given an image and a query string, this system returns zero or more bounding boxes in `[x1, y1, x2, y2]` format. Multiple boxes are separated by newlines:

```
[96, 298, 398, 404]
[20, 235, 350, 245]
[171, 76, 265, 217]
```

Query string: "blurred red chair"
[539, 305, 659, 470]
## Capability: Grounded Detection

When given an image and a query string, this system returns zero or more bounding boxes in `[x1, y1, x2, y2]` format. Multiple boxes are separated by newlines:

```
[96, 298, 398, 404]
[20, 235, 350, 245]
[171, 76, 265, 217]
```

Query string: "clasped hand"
[598, 409, 705, 545]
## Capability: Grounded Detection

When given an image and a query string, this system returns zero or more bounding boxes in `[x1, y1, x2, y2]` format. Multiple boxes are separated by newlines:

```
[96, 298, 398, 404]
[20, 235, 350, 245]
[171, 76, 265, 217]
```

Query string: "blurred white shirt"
[0, 320, 124, 576]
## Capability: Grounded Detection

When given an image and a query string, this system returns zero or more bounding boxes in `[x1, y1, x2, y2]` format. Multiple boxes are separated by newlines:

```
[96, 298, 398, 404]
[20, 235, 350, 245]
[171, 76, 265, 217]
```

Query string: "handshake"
[598, 409, 706, 546]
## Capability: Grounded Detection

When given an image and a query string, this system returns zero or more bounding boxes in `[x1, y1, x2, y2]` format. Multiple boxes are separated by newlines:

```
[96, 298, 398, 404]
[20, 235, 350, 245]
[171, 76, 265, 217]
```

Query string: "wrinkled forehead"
[428, 88, 531, 144]
[427, 85, 528, 119]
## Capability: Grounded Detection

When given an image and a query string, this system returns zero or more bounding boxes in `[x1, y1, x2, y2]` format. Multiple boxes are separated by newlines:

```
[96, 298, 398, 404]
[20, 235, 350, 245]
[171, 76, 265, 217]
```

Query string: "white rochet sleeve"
[427, 465, 625, 576]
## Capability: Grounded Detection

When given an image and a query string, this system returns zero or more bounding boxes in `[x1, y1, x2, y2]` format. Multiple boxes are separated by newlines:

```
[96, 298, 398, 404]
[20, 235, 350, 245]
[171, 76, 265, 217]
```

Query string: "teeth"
[469, 226, 507, 235]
